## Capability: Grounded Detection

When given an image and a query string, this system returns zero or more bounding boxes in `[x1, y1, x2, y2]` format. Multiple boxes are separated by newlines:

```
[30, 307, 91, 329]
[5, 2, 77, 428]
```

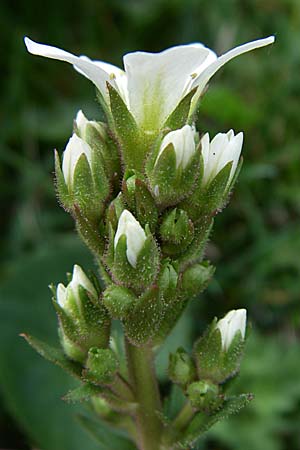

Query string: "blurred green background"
[1, 0, 300, 449]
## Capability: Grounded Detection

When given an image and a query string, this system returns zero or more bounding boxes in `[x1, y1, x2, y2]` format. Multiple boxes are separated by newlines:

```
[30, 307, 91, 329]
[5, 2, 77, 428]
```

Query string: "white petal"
[56, 283, 67, 308]
[71, 264, 97, 298]
[216, 309, 247, 350]
[123, 44, 216, 129]
[62, 134, 92, 187]
[191, 36, 275, 108]
[24, 37, 116, 100]
[75, 110, 89, 132]
[114, 210, 146, 268]
[157, 125, 196, 169]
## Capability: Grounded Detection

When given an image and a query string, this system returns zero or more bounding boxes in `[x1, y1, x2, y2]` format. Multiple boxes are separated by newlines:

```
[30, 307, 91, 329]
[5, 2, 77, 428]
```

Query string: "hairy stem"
[125, 339, 163, 450]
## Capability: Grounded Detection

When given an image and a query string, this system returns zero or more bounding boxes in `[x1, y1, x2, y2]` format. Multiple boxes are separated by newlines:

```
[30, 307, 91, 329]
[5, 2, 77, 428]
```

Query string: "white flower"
[24, 36, 274, 130]
[114, 210, 146, 268]
[201, 130, 243, 187]
[156, 125, 196, 169]
[62, 133, 92, 188]
[56, 264, 97, 310]
[216, 309, 247, 351]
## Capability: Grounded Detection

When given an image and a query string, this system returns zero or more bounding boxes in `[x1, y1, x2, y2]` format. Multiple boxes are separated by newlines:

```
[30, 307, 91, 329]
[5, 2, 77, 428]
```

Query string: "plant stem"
[125, 339, 163, 450]
[172, 400, 194, 431]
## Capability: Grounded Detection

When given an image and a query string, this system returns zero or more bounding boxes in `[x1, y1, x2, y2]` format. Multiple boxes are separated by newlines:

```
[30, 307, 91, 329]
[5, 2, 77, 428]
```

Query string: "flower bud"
[75, 110, 106, 141]
[194, 309, 247, 384]
[114, 210, 146, 268]
[187, 380, 221, 411]
[105, 209, 159, 291]
[168, 347, 196, 386]
[147, 125, 200, 207]
[216, 309, 247, 351]
[159, 208, 194, 256]
[62, 133, 92, 190]
[122, 170, 158, 232]
[54, 265, 110, 363]
[84, 347, 119, 385]
[155, 125, 196, 170]
[201, 130, 243, 188]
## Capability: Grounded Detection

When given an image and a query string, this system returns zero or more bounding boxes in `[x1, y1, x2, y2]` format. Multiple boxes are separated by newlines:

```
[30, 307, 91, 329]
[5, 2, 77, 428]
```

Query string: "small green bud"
[168, 347, 196, 386]
[85, 347, 119, 385]
[103, 285, 137, 319]
[122, 170, 158, 232]
[181, 262, 214, 297]
[158, 261, 178, 302]
[187, 380, 221, 411]
[160, 208, 194, 256]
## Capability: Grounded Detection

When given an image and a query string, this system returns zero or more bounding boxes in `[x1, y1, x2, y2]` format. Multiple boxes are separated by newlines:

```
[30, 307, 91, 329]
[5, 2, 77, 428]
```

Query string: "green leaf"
[178, 394, 253, 448]
[21, 333, 82, 379]
[63, 383, 104, 403]
[77, 414, 137, 450]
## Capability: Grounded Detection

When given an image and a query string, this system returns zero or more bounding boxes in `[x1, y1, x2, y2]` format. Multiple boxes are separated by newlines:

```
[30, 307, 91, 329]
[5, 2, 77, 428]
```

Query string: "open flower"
[156, 125, 197, 169]
[24, 36, 274, 130]
[201, 130, 243, 187]
[216, 309, 247, 351]
[114, 210, 146, 268]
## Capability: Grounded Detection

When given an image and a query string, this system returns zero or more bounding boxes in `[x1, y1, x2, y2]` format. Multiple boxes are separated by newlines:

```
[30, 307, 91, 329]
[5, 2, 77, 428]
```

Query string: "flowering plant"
[23, 34, 274, 450]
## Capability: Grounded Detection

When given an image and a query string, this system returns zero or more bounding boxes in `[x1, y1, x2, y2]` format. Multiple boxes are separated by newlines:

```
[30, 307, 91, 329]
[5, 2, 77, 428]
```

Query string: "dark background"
[1, 0, 300, 449]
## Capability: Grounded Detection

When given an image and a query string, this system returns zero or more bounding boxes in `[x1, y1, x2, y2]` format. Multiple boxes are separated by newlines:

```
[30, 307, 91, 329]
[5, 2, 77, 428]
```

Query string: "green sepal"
[112, 232, 160, 293]
[164, 87, 197, 130]
[21, 333, 82, 379]
[74, 205, 105, 256]
[103, 284, 138, 319]
[186, 380, 222, 412]
[77, 285, 111, 348]
[53, 299, 79, 345]
[149, 143, 201, 207]
[122, 171, 158, 232]
[152, 297, 188, 347]
[168, 347, 197, 386]
[54, 150, 72, 210]
[63, 383, 104, 403]
[225, 156, 243, 197]
[106, 193, 126, 233]
[177, 217, 213, 270]
[181, 161, 233, 222]
[176, 394, 254, 449]
[107, 83, 143, 170]
[160, 208, 194, 256]
[158, 260, 178, 303]
[180, 261, 215, 298]
[123, 285, 164, 345]
[84, 347, 119, 385]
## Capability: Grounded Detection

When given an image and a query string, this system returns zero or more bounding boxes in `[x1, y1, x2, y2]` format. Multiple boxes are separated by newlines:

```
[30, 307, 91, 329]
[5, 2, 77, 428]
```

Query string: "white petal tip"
[24, 36, 36, 53]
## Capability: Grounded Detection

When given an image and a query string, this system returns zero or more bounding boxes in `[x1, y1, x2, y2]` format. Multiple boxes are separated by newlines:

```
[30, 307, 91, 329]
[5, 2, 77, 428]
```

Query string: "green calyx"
[84, 347, 119, 385]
